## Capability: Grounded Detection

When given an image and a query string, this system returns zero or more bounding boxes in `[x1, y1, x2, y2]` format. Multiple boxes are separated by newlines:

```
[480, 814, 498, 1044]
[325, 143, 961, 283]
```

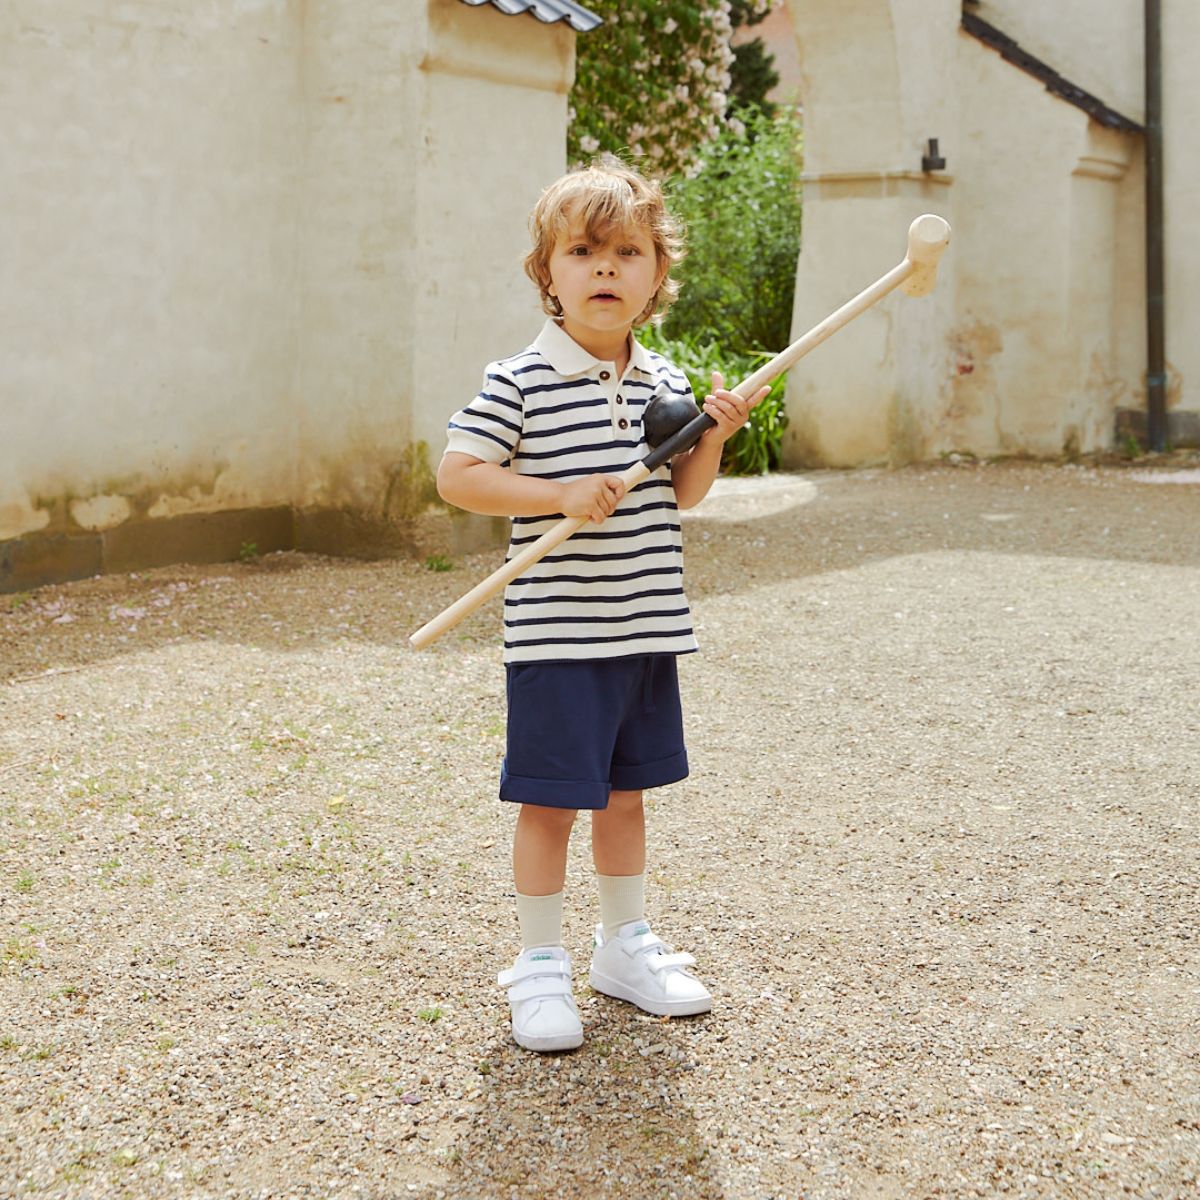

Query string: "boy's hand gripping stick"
[409, 214, 951, 651]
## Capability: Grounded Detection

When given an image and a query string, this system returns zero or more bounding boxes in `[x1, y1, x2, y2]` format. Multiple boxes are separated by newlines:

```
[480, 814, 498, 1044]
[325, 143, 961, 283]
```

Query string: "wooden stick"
[409, 215, 950, 650]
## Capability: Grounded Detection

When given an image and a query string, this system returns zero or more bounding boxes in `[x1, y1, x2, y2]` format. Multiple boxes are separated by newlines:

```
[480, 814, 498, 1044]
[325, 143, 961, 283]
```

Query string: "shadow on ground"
[440, 1004, 723, 1200]
[3, 462, 1198, 687]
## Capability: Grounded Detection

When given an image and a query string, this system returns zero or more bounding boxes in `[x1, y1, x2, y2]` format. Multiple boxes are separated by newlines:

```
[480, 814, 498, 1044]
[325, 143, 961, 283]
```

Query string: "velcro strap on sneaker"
[620, 931, 668, 957]
[506, 973, 573, 1005]
[497, 955, 571, 988]
[647, 951, 697, 974]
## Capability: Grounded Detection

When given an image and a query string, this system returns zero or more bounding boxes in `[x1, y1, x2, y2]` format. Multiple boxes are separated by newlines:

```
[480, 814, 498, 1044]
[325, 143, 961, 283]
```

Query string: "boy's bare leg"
[591, 789, 645, 876]
[513, 803, 577, 895]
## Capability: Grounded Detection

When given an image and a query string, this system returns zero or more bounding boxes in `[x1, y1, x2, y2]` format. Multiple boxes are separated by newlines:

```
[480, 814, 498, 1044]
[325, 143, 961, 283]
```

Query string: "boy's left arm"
[671, 371, 769, 510]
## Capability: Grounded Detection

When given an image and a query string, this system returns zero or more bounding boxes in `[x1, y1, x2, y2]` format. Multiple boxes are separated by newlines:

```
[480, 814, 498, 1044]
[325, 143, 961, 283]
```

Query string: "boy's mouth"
[590, 290, 620, 302]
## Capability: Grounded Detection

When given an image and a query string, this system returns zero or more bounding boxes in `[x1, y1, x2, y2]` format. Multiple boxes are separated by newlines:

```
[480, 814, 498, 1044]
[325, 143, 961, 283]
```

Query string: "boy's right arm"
[437, 453, 625, 525]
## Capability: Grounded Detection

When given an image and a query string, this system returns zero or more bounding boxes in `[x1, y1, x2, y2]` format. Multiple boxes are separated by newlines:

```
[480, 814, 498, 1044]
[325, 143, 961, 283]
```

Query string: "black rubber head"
[643, 394, 700, 448]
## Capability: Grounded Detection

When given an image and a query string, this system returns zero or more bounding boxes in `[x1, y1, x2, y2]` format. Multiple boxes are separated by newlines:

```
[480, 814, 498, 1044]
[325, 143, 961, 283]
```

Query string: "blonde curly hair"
[523, 155, 685, 327]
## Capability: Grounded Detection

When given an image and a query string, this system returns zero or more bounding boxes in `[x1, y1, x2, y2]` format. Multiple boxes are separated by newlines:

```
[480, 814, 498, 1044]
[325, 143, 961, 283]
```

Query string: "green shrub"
[664, 107, 803, 355]
[641, 108, 801, 475]
[640, 326, 789, 476]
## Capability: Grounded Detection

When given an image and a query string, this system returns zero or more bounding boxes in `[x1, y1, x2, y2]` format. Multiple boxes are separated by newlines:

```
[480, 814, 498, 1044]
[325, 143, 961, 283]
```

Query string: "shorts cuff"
[610, 748, 689, 792]
[499, 768, 611, 810]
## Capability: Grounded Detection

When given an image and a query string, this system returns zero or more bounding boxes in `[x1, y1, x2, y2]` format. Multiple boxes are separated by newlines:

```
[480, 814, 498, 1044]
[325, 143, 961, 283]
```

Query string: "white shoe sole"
[512, 1023, 583, 1053]
[588, 968, 712, 1017]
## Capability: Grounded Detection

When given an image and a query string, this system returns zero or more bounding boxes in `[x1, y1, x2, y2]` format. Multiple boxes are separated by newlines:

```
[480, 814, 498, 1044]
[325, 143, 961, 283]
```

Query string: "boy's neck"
[560, 320, 632, 378]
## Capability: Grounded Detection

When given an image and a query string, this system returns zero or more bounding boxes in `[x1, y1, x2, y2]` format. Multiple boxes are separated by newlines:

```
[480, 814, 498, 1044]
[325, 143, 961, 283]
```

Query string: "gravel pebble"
[2, 458, 1199, 1199]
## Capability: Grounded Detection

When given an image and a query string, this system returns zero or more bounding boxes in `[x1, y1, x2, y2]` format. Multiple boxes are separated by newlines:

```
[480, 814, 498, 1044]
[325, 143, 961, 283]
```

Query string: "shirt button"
[618, 417, 629, 430]
[615, 395, 624, 405]
[599, 370, 611, 381]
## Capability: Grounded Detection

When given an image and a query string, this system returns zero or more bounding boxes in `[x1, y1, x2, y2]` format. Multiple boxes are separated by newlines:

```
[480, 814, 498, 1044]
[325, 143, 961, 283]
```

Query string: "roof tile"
[458, 0, 602, 34]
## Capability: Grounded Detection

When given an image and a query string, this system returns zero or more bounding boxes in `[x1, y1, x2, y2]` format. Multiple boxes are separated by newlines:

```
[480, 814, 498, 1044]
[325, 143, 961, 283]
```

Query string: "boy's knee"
[521, 803, 578, 830]
[605, 788, 644, 813]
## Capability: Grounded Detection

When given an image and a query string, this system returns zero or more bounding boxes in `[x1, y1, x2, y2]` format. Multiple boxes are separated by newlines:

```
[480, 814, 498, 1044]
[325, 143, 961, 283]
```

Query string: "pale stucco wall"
[1, 0, 305, 540]
[0, 0, 572, 573]
[293, 0, 572, 517]
[412, 1, 574, 460]
[780, 0, 1189, 467]
[1161, 2, 1199, 423]
[971, 0, 1198, 433]
[970, 0, 1143, 126]
[784, 0, 963, 467]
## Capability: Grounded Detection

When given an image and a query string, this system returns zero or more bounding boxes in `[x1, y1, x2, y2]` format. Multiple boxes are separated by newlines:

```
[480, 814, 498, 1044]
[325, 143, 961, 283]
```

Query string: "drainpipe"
[1144, 0, 1166, 451]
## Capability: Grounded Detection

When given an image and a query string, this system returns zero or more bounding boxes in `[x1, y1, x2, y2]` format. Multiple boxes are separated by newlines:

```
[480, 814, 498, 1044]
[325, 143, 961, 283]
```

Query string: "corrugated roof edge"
[458, 0, 602, 34]
[961, 10, 1143, 133]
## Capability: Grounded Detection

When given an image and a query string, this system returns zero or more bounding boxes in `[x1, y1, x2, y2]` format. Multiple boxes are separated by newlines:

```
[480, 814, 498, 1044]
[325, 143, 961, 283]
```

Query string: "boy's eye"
[619, 246, 640, 256]
[568, 245, 591, 256]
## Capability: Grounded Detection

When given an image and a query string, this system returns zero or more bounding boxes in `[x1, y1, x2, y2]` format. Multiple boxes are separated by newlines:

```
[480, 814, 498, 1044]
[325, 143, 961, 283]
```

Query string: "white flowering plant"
[568, 0, 774, 178]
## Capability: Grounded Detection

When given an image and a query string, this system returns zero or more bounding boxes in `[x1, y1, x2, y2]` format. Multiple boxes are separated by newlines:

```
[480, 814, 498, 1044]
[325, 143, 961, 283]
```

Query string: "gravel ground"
[2, 459, 1198, 1200]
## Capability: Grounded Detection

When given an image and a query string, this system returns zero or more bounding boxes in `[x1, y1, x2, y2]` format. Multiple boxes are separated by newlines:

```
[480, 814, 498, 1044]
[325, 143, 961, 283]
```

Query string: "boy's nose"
[594, 258, 616, 276]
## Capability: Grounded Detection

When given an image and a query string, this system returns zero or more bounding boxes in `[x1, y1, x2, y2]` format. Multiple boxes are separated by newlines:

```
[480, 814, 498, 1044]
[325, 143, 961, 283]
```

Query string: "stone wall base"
[1114, 408, 1200, 449]
[0, 506, 506, 594]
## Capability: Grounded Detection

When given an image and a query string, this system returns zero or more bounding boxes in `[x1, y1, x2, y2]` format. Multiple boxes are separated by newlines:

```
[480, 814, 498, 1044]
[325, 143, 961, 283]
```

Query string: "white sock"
[596, 873, 645, 939]
[515, 890, 564, 950]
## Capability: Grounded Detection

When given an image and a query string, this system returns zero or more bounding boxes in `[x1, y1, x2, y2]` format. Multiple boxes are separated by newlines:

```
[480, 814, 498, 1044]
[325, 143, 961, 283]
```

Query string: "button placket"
[597, 362, 628, 434]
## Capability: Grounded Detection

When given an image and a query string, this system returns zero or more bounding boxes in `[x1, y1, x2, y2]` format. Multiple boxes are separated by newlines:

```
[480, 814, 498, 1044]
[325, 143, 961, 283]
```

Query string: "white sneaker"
[589, 921, 712, 1017]
[498, 946, 583, 1052]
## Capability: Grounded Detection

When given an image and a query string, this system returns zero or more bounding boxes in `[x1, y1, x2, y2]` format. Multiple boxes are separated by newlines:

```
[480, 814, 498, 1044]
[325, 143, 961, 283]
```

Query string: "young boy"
[437, 157, 767, 1053]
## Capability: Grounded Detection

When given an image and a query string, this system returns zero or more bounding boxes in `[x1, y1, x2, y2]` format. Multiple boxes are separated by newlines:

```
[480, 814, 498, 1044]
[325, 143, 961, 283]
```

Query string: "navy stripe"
[506, 565, 681, 587]
[476, 389, 522, 413]
[461, 406, 521, 435]
[529, 544, 681, 567]
[504, 627, 695, 649]
[525, 397, 608, 420]
[522, 379, 593, 398]
[507, 586, 684, 607]
[524, 459, 642, 479]
[505, 607, 691, 629]
[510, 520, 680, 546]
[448, 422, 515, 451]
[512, 498, 674, 529]
[519, 419, 612, 442]
[515, 436, 644, 463]
[508, 472, 671, 493]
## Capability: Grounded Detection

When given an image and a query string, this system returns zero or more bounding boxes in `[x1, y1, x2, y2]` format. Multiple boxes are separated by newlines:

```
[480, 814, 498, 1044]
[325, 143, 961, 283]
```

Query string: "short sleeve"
[444, 368, 524, 464]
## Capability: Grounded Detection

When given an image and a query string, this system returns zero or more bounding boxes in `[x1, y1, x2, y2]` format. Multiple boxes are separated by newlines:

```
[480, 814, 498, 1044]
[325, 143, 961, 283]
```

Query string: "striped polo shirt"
[444, 319, 700, 664]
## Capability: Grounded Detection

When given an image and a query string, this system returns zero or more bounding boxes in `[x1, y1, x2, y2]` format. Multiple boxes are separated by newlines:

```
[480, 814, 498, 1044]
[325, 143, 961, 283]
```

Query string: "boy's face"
[546, 211, 665, 355]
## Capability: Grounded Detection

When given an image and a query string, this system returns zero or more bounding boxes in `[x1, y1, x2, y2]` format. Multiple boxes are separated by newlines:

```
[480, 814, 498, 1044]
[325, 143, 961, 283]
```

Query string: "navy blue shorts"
[500, 655, 689, 810]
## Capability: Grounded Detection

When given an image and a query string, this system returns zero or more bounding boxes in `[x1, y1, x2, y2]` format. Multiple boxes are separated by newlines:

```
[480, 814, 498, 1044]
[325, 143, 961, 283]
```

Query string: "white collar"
[533, 319, 654, 378]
